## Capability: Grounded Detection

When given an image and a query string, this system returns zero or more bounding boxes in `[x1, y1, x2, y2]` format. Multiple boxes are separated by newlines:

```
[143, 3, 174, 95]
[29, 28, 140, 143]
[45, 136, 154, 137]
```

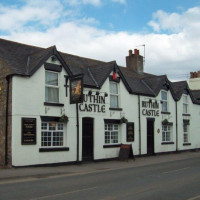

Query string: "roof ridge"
[0, 38, 44, 50]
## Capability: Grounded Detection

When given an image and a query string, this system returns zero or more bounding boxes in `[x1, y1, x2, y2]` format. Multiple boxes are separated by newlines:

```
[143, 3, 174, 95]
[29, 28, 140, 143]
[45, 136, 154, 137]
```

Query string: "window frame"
[162, 124, 172, 142]
[183, 95, 189, 114]
[41, 121, 64, 147]
[45, 70, 60, 103]
[183, 123, 189, 143]
[104, 123, 120, 145]
[109, 81, 119, 108]
[161, 90, 168, 112]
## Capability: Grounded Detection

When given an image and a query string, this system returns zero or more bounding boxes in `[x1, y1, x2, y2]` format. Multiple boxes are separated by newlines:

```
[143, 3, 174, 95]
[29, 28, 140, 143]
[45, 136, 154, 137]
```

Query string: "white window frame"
[110, 82, 119, 108]
[183, 123, 189, 143]
[161, 90, 168, 112]
[183, 95, 189, 114]
[45, 70, 59, 103]
[162, 125, 172, 142]
[104, 123, 120, 144]
[41, 122, 64, 147]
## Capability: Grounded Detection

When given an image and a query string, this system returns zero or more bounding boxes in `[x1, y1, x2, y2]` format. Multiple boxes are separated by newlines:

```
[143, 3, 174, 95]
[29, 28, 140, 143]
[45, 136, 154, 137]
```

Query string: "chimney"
[126, 49, 143, 73]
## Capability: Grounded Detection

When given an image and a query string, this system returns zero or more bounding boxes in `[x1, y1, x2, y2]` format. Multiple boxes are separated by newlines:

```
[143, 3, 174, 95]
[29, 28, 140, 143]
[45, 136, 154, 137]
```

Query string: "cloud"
[1, 2, 200, 81]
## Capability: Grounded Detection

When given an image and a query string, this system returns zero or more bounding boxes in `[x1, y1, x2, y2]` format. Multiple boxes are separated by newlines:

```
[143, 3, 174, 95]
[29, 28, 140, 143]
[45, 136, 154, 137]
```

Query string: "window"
[110, 82, 119, 108]
[41, 122, 64, 147]
[183, 124, 189, 143]
[45, 71, 59, 103]
[183, 95, 189, 114]
[161, 91, 168, 112]
[162, 125, 172, 142]
[105, 123, 119, 144]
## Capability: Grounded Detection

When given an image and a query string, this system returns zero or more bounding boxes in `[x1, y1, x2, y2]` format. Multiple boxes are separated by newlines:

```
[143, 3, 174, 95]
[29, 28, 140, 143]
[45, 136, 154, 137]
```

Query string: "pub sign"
[70, 76, 83, 104]
[22, 118, 37, 145]
[126, 122, 134, 142]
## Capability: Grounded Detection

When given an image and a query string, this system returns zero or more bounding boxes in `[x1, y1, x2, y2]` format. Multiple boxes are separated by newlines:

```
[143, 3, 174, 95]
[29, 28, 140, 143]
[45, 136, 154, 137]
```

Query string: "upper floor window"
[183, 123, 189, 143]
[161, 91, 168, 112]
[45, 71, 59, 103]
[183, 95, 189, 114]
[110, 82, 119, 108]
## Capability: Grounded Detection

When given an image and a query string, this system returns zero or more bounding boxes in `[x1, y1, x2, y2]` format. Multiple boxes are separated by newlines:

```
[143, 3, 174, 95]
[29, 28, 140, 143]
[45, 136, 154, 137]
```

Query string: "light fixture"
[104, 92, 108, 97]
[51, 56, 57, 62]
[88, 90, 92, 95]
[96, 91, 100, 95]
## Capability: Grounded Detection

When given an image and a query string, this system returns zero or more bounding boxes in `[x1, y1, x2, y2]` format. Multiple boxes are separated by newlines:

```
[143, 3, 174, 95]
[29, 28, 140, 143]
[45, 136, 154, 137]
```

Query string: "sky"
[1, 0, 200, 81]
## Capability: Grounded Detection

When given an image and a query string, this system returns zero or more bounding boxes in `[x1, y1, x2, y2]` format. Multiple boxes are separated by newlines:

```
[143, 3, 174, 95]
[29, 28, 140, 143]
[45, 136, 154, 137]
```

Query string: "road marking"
[187, 194, 200, 200]
[30, 186, 97, 200]
[161, 167, 190, 174]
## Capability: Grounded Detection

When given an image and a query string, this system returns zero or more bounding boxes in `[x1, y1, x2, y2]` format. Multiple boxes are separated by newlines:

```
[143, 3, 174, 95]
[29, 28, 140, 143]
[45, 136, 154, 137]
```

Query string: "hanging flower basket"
[120, 117, 128, 124]
[162, 119, 169, 125]
[59, 114, 69, 123]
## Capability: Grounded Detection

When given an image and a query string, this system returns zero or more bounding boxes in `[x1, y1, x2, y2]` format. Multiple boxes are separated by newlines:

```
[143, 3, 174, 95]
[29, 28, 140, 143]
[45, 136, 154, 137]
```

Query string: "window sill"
[161, 142, 174, 145]
[39, 147, 69, 152]
[44, 102, 64, 107]
[161, 111, 171, 115]
[109, 108, 123, 111]
[182, 113, 190, 116]
[103, 144, 121, 148]
[183, 143, 191, 146]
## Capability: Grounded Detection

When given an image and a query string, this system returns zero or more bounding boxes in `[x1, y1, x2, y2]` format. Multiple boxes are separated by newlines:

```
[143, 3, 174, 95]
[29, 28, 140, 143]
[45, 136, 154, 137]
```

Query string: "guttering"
[176, 101, 178, 152]
[138, 95, 141, 155]
[5, 75, 10, 165]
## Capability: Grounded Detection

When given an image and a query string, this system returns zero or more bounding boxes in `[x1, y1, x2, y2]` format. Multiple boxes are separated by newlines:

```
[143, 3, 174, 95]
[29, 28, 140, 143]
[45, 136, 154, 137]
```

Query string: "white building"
[0, 39, 200, 167]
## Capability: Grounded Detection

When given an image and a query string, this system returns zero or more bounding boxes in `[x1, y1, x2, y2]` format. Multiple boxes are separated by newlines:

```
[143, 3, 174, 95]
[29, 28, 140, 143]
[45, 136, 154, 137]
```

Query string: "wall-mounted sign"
[70, 77, 83, 104]
[22, 118, 36, 145]
[142, 99, 159, 117]
[79, 94, 107, 113]
[127, 123, 134, 142]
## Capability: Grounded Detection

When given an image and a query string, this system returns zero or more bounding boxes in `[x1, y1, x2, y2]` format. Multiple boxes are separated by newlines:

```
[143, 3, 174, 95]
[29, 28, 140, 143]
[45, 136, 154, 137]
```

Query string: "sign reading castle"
[79, 94, 107, 113]
[142, 99, 159, 117]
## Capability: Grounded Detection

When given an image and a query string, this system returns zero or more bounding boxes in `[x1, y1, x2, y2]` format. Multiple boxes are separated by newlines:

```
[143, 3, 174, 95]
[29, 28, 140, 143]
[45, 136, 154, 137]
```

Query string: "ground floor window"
[183, 124, 189, 143]
[105, 123, 119, 144]
[162, 125, 172, 142]
[41, 122, 64, 147]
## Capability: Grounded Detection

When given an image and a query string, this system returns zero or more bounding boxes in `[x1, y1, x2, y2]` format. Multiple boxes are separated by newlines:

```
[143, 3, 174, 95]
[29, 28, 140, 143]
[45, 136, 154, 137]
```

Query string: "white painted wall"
[188, 78, 200, 90]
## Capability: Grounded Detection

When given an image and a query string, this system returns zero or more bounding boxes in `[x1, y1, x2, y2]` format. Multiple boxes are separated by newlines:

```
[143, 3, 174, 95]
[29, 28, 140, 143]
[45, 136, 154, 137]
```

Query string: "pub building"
[0, 38, 200, 167]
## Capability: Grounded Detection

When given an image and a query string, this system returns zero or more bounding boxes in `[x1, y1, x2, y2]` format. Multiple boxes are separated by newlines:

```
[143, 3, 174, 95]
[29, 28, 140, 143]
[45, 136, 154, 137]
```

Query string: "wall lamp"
[88, 90, 92, 95]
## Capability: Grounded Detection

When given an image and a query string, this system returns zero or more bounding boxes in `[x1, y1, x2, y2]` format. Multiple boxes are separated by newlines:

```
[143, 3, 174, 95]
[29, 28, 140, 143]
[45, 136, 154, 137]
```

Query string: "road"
[0, 156, 200, 200]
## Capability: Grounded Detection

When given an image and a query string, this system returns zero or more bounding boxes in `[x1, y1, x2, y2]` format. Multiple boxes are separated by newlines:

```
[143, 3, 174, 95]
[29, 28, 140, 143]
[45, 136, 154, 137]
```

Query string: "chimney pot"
[129, 50, 132, 56]
[134, 49, 137, 55]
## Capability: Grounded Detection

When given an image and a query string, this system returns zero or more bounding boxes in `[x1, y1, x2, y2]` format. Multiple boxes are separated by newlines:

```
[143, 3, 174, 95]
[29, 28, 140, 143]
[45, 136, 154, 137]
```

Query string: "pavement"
[0, 151, 200, 184]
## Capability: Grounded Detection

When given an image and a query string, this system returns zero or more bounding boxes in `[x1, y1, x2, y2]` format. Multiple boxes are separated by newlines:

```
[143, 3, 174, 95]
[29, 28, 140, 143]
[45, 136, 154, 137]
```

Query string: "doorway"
[82, 117, 94, 162]
[147, 118, 155, 155]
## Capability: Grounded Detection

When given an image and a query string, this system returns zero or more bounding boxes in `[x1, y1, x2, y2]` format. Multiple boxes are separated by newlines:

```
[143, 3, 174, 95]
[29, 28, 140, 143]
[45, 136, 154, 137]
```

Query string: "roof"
[0, 38, 199, 103]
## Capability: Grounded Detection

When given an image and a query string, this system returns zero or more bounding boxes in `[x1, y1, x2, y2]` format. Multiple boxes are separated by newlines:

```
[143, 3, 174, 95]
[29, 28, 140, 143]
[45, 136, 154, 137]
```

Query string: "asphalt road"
[1, 157, 200, 200]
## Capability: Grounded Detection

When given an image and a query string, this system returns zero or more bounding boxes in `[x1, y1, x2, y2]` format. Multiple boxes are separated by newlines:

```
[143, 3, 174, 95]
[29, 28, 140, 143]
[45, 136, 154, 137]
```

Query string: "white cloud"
[1, 2, 200, 81]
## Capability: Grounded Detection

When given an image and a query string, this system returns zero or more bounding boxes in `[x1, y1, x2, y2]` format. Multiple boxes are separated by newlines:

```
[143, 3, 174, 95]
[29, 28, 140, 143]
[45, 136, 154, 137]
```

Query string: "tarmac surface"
[0, 151, 200, 184]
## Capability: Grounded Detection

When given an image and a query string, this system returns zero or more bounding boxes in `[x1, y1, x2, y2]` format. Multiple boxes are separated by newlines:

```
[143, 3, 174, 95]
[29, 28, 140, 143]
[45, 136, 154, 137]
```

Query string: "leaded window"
[104, 123, 119, 144]
[41, 122, 64, 147]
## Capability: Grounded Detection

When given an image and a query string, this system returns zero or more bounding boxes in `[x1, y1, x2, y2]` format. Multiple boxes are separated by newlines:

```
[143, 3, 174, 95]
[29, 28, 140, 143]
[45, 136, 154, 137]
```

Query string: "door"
[82, 117, 94, 162]
[147, 118, 155, 155]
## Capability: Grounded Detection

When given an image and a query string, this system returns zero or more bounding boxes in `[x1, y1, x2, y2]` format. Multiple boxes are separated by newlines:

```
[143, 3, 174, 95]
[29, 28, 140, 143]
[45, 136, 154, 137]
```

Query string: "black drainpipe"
[176, 101, 178, 152]
[76, 103, 80, 164]
[5, 75, 10, 165]
[138, 95, 141, 155]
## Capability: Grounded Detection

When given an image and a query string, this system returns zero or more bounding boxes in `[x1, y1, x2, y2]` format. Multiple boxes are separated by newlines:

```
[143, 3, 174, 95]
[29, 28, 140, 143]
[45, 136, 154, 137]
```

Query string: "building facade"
[0, 39, 200, 167]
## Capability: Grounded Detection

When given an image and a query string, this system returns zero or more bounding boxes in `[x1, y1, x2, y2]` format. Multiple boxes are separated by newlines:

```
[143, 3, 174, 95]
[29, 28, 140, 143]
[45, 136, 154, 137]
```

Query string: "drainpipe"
[176, 101, 178, 152]
[138, 95, 141, 155]
[76, 103, 80, 164]
[5, 75, 10, 165]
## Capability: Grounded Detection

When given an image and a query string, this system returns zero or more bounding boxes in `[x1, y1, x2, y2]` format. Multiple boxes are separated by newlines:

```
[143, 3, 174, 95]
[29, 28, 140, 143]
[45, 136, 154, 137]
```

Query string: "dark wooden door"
[82, 118, 94, 162]
[147, 118, 155, 155]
